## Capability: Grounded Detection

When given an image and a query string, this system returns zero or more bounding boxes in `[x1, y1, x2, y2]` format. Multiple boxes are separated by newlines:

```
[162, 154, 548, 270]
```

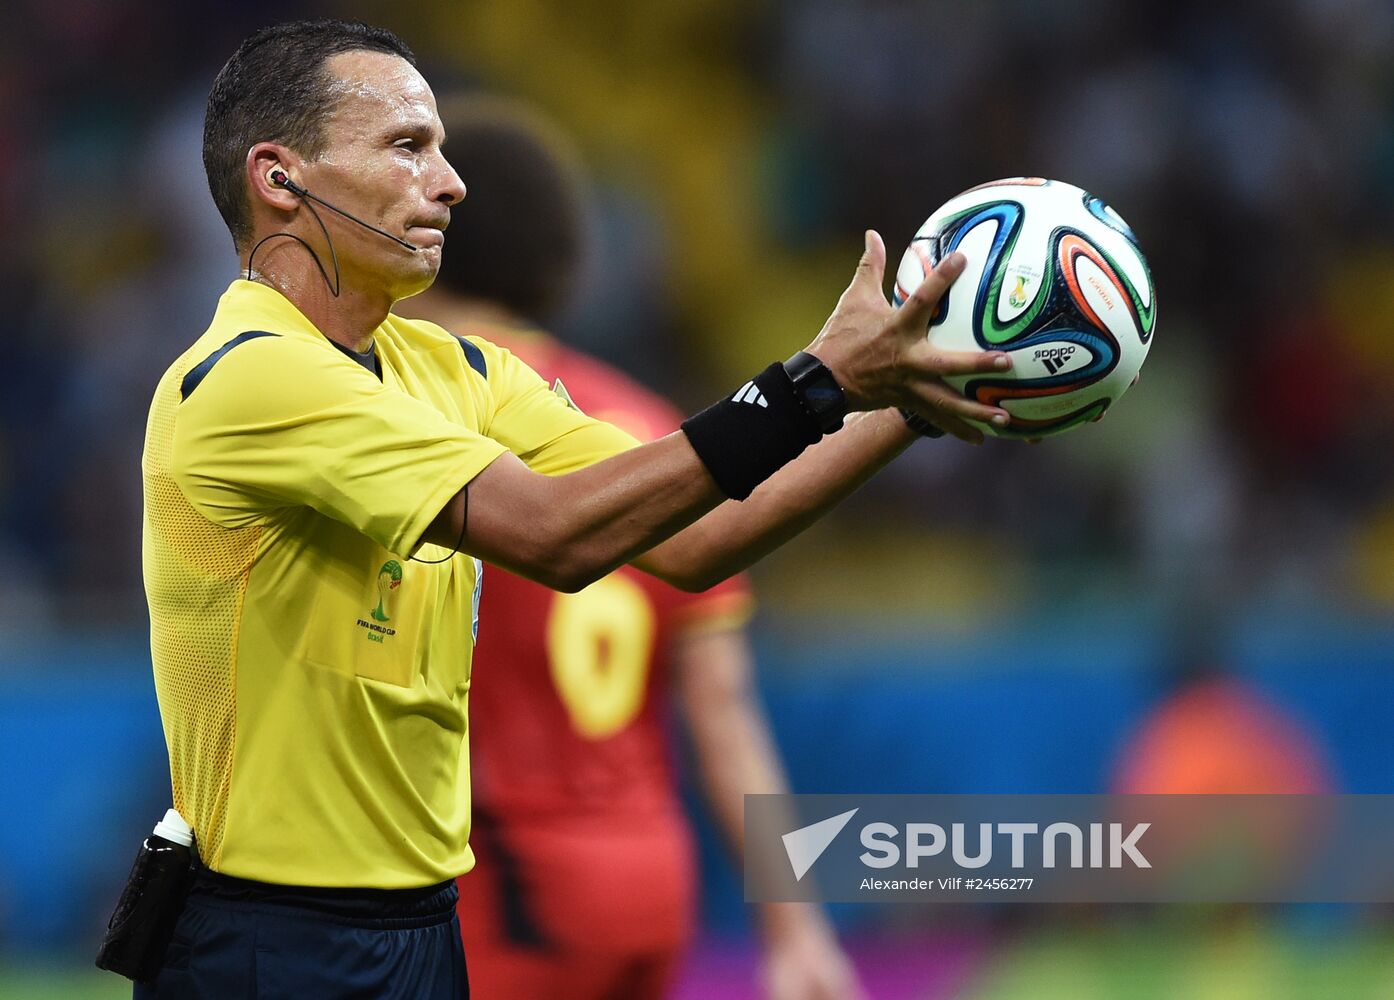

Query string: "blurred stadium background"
[3, 0, 1394, 996]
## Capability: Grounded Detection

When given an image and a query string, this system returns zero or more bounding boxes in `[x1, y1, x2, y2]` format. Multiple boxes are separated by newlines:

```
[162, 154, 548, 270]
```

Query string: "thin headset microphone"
[269, 170, 419, 251]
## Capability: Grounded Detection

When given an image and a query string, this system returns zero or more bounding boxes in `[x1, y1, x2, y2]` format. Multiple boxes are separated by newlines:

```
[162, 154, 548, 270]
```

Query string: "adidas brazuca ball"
[894, 177, 1155, 437]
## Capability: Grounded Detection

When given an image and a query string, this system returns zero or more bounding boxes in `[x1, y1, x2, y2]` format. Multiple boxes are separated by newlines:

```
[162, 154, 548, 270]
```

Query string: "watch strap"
[899, 407, 945, 438]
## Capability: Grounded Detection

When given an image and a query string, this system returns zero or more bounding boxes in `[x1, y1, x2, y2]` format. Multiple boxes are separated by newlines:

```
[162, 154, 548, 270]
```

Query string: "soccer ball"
[894, 177, 1155, 437]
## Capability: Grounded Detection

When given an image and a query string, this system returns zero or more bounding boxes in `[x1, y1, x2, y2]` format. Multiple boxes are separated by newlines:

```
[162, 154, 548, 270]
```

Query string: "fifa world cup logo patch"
[372, 560, 404, 622]
[1008, 274, 1030, 309]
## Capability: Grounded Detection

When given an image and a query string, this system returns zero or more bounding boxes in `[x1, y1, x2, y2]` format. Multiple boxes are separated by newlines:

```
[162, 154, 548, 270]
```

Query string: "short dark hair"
[203, 19, 416, 249]
[431, 97, 587, 324]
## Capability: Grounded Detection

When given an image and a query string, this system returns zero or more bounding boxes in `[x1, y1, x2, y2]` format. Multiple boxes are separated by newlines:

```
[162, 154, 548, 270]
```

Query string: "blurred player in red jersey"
[404, 97, 863, 1000]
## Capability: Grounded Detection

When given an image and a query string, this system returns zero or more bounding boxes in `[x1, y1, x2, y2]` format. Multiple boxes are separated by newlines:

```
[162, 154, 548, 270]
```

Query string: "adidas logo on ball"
[1033, 345, 1077, 375]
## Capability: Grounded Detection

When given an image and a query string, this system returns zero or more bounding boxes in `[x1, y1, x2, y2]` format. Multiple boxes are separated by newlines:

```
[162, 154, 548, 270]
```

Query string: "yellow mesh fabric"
[142, 368, 259, 868]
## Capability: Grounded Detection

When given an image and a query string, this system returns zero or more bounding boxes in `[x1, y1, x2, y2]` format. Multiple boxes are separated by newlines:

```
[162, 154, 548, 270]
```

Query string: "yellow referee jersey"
[142, 279, 638, 888]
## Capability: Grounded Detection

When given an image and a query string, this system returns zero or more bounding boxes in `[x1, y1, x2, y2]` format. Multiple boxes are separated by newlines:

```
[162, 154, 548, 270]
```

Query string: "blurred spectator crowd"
[3, 0, 1393, 630]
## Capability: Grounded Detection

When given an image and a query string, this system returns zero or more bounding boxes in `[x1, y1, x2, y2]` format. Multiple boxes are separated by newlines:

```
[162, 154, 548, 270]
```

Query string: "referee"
[138, 18, 1013, 999]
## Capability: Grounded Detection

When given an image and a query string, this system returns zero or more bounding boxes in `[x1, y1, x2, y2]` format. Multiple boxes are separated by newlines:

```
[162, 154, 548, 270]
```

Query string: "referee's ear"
[247, 142, 301, 219]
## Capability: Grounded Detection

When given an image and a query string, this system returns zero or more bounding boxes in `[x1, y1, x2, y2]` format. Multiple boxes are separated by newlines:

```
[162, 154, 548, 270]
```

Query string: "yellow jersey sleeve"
[471, 336, 642, 474]
[171, 333, 507, 555]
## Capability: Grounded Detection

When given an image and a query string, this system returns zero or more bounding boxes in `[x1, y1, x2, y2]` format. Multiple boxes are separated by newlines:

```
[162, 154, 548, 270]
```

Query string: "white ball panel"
[929, 220, 999, 352]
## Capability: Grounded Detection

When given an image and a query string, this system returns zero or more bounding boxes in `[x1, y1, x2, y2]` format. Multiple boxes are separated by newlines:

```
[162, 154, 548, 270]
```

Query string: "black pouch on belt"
[95, 809, 196, 983]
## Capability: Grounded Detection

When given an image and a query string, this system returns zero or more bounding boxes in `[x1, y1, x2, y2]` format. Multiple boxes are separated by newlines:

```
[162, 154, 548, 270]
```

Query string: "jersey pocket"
[305, 554, 425, 688]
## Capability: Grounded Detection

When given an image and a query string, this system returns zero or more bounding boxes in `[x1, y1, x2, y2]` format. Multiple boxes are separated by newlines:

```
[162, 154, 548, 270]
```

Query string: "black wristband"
[899, 407, 945, 439]
[681, 362, 824, 500]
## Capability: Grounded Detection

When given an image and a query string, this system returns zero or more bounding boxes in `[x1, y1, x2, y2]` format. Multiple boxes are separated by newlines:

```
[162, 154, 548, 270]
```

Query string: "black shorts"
[134, 867, 468, 999]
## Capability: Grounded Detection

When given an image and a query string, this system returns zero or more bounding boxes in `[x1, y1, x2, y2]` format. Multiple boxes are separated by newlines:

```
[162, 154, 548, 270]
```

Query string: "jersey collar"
[216, 279, 350, 346]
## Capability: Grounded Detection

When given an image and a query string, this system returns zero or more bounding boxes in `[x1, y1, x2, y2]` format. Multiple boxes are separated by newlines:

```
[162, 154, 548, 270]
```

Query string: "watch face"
[799, 370, 846, 431]
[804, 382, 844, 413]
[784, 352, 846, 432]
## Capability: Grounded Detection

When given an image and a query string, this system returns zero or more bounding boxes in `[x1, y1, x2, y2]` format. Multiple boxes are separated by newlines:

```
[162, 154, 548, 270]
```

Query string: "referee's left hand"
[802, 230, 1012, 445]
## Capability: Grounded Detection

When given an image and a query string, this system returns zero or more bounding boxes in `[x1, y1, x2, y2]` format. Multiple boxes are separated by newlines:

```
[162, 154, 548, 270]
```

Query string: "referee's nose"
[432, 155, 466, 208]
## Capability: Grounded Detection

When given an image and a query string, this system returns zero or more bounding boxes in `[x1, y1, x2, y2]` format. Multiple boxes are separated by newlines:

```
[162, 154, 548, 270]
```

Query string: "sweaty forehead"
[322, 50, 438, 133]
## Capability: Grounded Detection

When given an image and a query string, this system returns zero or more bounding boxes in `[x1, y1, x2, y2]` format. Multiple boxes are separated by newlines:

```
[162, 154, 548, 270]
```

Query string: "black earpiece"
[269, 169, 304, 196]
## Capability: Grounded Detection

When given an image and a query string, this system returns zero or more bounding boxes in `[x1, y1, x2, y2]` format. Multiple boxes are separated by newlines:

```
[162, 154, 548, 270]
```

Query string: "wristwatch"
[782, 351, 848, 434]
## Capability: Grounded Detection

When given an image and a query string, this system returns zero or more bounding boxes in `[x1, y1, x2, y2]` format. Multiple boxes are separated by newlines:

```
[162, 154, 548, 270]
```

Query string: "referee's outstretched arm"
[422, 236, 1013, 594]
